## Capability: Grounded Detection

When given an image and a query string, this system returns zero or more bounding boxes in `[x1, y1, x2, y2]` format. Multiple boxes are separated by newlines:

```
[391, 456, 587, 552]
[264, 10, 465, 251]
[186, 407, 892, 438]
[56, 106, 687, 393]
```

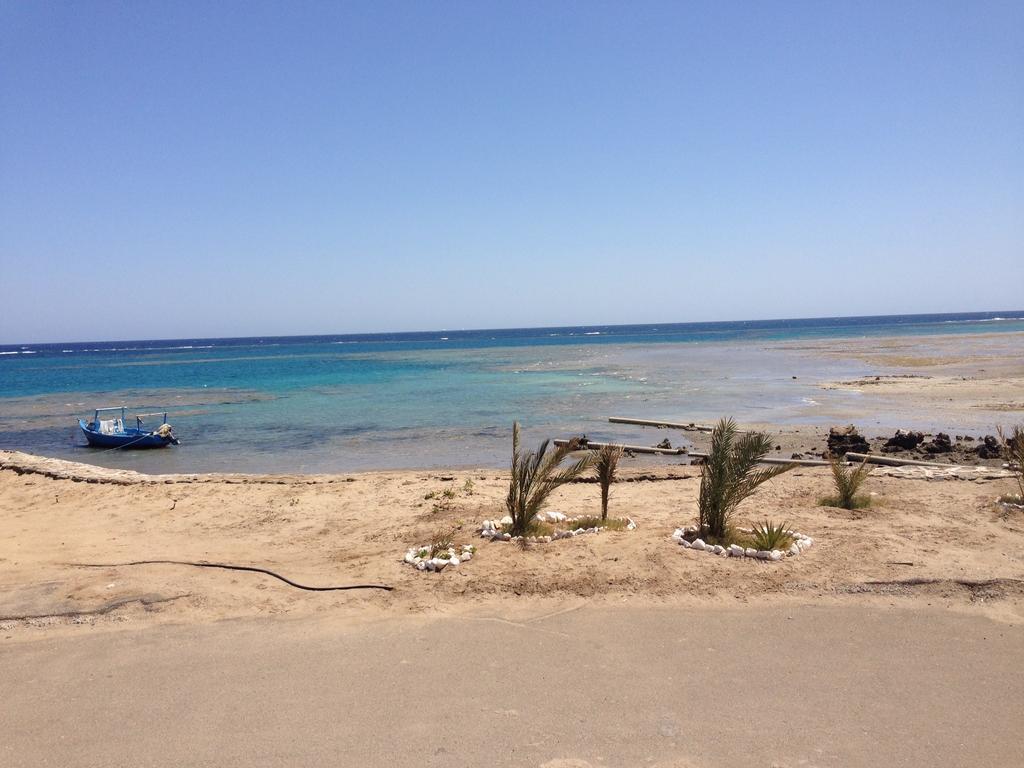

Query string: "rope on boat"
[68, 560, 394, 591]
[91, 425, 178, 452]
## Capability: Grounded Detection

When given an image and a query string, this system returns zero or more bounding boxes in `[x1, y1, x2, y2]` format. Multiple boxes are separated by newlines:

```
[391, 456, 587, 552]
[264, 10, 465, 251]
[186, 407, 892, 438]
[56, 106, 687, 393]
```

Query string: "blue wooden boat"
[79, 407, 179, 449]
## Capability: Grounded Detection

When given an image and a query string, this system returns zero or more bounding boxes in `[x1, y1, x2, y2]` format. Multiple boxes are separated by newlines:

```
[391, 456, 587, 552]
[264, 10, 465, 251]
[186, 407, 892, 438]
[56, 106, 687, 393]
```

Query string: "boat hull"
[79, 421, 177, 449]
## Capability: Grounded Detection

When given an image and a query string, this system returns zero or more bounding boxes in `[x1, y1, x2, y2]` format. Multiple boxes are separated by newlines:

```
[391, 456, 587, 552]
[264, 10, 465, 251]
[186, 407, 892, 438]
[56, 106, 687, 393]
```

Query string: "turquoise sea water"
[2, 312, 1022, 473]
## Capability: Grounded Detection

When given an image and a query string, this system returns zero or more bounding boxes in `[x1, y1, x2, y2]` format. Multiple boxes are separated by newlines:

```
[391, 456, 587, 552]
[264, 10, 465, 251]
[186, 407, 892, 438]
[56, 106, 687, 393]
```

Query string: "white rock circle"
[676, 527, 815, 562]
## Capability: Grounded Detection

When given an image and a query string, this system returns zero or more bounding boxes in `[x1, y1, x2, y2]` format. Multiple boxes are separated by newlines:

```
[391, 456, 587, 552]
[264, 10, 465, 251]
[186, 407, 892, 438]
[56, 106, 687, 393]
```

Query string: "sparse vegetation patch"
[479, 510, 636, 544]
[820, 455, 874, 509]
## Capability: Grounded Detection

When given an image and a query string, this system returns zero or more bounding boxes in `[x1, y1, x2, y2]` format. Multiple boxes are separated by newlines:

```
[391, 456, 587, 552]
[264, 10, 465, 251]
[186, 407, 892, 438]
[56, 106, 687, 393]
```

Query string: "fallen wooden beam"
[553, 439, 686, 456]
[687, 452, 831, 467]
[748, 455, 831, 467]
[844, 452, 966, 469]
[608, 417, 716, 432]
[555, 439, 831, 466]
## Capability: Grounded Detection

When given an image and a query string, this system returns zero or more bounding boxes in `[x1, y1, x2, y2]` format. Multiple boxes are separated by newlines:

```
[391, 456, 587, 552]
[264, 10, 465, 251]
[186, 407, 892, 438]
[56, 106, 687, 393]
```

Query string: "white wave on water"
[801, 397, 820, 406]
[69, 344, 221, 352]
[944, 317, 1023, 323]
[584, 331, 601, 335]
[0, 351, 19, 355]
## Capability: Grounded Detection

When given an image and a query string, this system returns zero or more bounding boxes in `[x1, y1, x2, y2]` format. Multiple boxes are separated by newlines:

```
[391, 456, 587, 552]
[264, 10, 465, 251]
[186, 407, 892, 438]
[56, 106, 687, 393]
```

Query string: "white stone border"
[403, 544, 476, 572]
[480, 512, 637, 544]
[672, 525, 813, 561]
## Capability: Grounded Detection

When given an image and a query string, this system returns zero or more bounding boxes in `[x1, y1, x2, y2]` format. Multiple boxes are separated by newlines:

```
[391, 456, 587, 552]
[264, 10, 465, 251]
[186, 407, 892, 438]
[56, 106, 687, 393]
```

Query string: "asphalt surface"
[2, 603, 1022, 767]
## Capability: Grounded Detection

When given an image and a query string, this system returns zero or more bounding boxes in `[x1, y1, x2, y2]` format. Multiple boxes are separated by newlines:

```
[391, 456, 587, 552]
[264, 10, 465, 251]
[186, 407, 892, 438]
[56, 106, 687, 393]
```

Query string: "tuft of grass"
[997, 425, 1024, 501]
[697, 417, 795, 539]
[462, 478, 475, 496]
[822, 454, 874, 509]
[749, 520, 793, 551]
[696, 525, 752, 548]
[506, 422, 594, 537]
[430, 486, 457, 513]
[594, 443, 624, 521]
[428, 524, 459, 558]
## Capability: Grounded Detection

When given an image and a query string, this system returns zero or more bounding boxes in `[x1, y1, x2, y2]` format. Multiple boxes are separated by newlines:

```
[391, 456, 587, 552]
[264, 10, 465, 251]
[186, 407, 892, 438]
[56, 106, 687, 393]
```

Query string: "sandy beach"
[1, 449, 1023, 766]
[2, 450, 1022, 627]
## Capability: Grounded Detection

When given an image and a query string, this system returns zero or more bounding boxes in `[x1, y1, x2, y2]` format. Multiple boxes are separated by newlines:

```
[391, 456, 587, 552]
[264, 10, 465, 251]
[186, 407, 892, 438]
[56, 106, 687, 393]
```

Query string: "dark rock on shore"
[882, 430, 924, 453]
[923, 433, 953, 454]
[977, 435, 1002, 459]
[826, 425, 870, 457]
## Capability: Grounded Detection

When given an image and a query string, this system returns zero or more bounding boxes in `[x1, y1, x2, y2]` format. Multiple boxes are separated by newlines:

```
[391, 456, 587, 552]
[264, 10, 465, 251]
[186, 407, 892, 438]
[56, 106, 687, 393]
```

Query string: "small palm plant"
[997, 425, 1024, 502]
[822, 454, 874, 509]
[698, 418, 794, 541]
[594, 443, 624, 521]
[506, 423, 594, 536]
[750, 520, 792, 551]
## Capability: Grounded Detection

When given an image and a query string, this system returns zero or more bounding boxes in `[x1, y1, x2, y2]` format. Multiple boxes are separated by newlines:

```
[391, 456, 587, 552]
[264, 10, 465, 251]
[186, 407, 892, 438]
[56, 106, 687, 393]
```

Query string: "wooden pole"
[844, 452, 963, 469]
[607, 417, 715, 432]
[557, 438, 684, 456]
[555, 439, 831, 466]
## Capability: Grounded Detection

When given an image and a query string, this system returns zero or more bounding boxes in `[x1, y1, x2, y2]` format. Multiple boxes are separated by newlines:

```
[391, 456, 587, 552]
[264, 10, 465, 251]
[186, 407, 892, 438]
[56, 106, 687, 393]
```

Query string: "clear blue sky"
[2, 1, 1022, 343]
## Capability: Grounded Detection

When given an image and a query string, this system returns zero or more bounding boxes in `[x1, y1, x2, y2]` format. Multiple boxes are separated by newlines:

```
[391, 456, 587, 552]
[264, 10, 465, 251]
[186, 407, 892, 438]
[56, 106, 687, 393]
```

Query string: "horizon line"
[3, 309, 1023, 348]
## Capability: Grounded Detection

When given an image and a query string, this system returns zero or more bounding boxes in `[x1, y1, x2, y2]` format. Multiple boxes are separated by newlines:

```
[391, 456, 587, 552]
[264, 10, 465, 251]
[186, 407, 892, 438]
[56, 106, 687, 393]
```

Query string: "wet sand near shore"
[773, 331, 1024, 434]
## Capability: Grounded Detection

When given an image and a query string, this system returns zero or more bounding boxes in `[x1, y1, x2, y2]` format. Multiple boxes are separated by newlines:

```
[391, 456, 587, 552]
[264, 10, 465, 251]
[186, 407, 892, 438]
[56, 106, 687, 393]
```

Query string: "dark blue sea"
[2, 312, 1022, 472]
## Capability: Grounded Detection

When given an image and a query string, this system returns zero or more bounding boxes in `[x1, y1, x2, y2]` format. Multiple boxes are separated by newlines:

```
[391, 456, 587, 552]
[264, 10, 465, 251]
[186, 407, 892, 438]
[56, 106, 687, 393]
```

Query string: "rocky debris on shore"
[655, 438, 673, 450]
[876, 465, 1016, 481]
[882, 430, 924, 452]
[977, 435, 1002, 459]
[922, 432, 953, 454]
[0, 450, 352, 486]
[672, 525, 814, 561]
[826, 425, 870, 457]
[813, 427, 1013, 467]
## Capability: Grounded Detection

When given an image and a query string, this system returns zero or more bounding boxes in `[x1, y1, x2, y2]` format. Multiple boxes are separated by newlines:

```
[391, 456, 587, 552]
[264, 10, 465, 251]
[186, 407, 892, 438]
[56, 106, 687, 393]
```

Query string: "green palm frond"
[505, 423, 595, 536]
[825, 454, 874, 509]
[698, 417, 795, 539]
[594, 443, 624, 520]
[750, 520, 792, 551]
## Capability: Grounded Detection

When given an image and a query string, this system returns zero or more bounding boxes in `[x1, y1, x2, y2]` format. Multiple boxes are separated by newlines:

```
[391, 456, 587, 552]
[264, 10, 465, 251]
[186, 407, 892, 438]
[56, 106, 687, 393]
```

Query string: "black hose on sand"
[69, 560, 393, 591]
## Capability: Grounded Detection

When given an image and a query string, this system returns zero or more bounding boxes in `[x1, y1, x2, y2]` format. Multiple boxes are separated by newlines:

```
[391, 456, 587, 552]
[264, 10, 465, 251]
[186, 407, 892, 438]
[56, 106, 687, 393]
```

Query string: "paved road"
[2, 603, 1022, 767]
